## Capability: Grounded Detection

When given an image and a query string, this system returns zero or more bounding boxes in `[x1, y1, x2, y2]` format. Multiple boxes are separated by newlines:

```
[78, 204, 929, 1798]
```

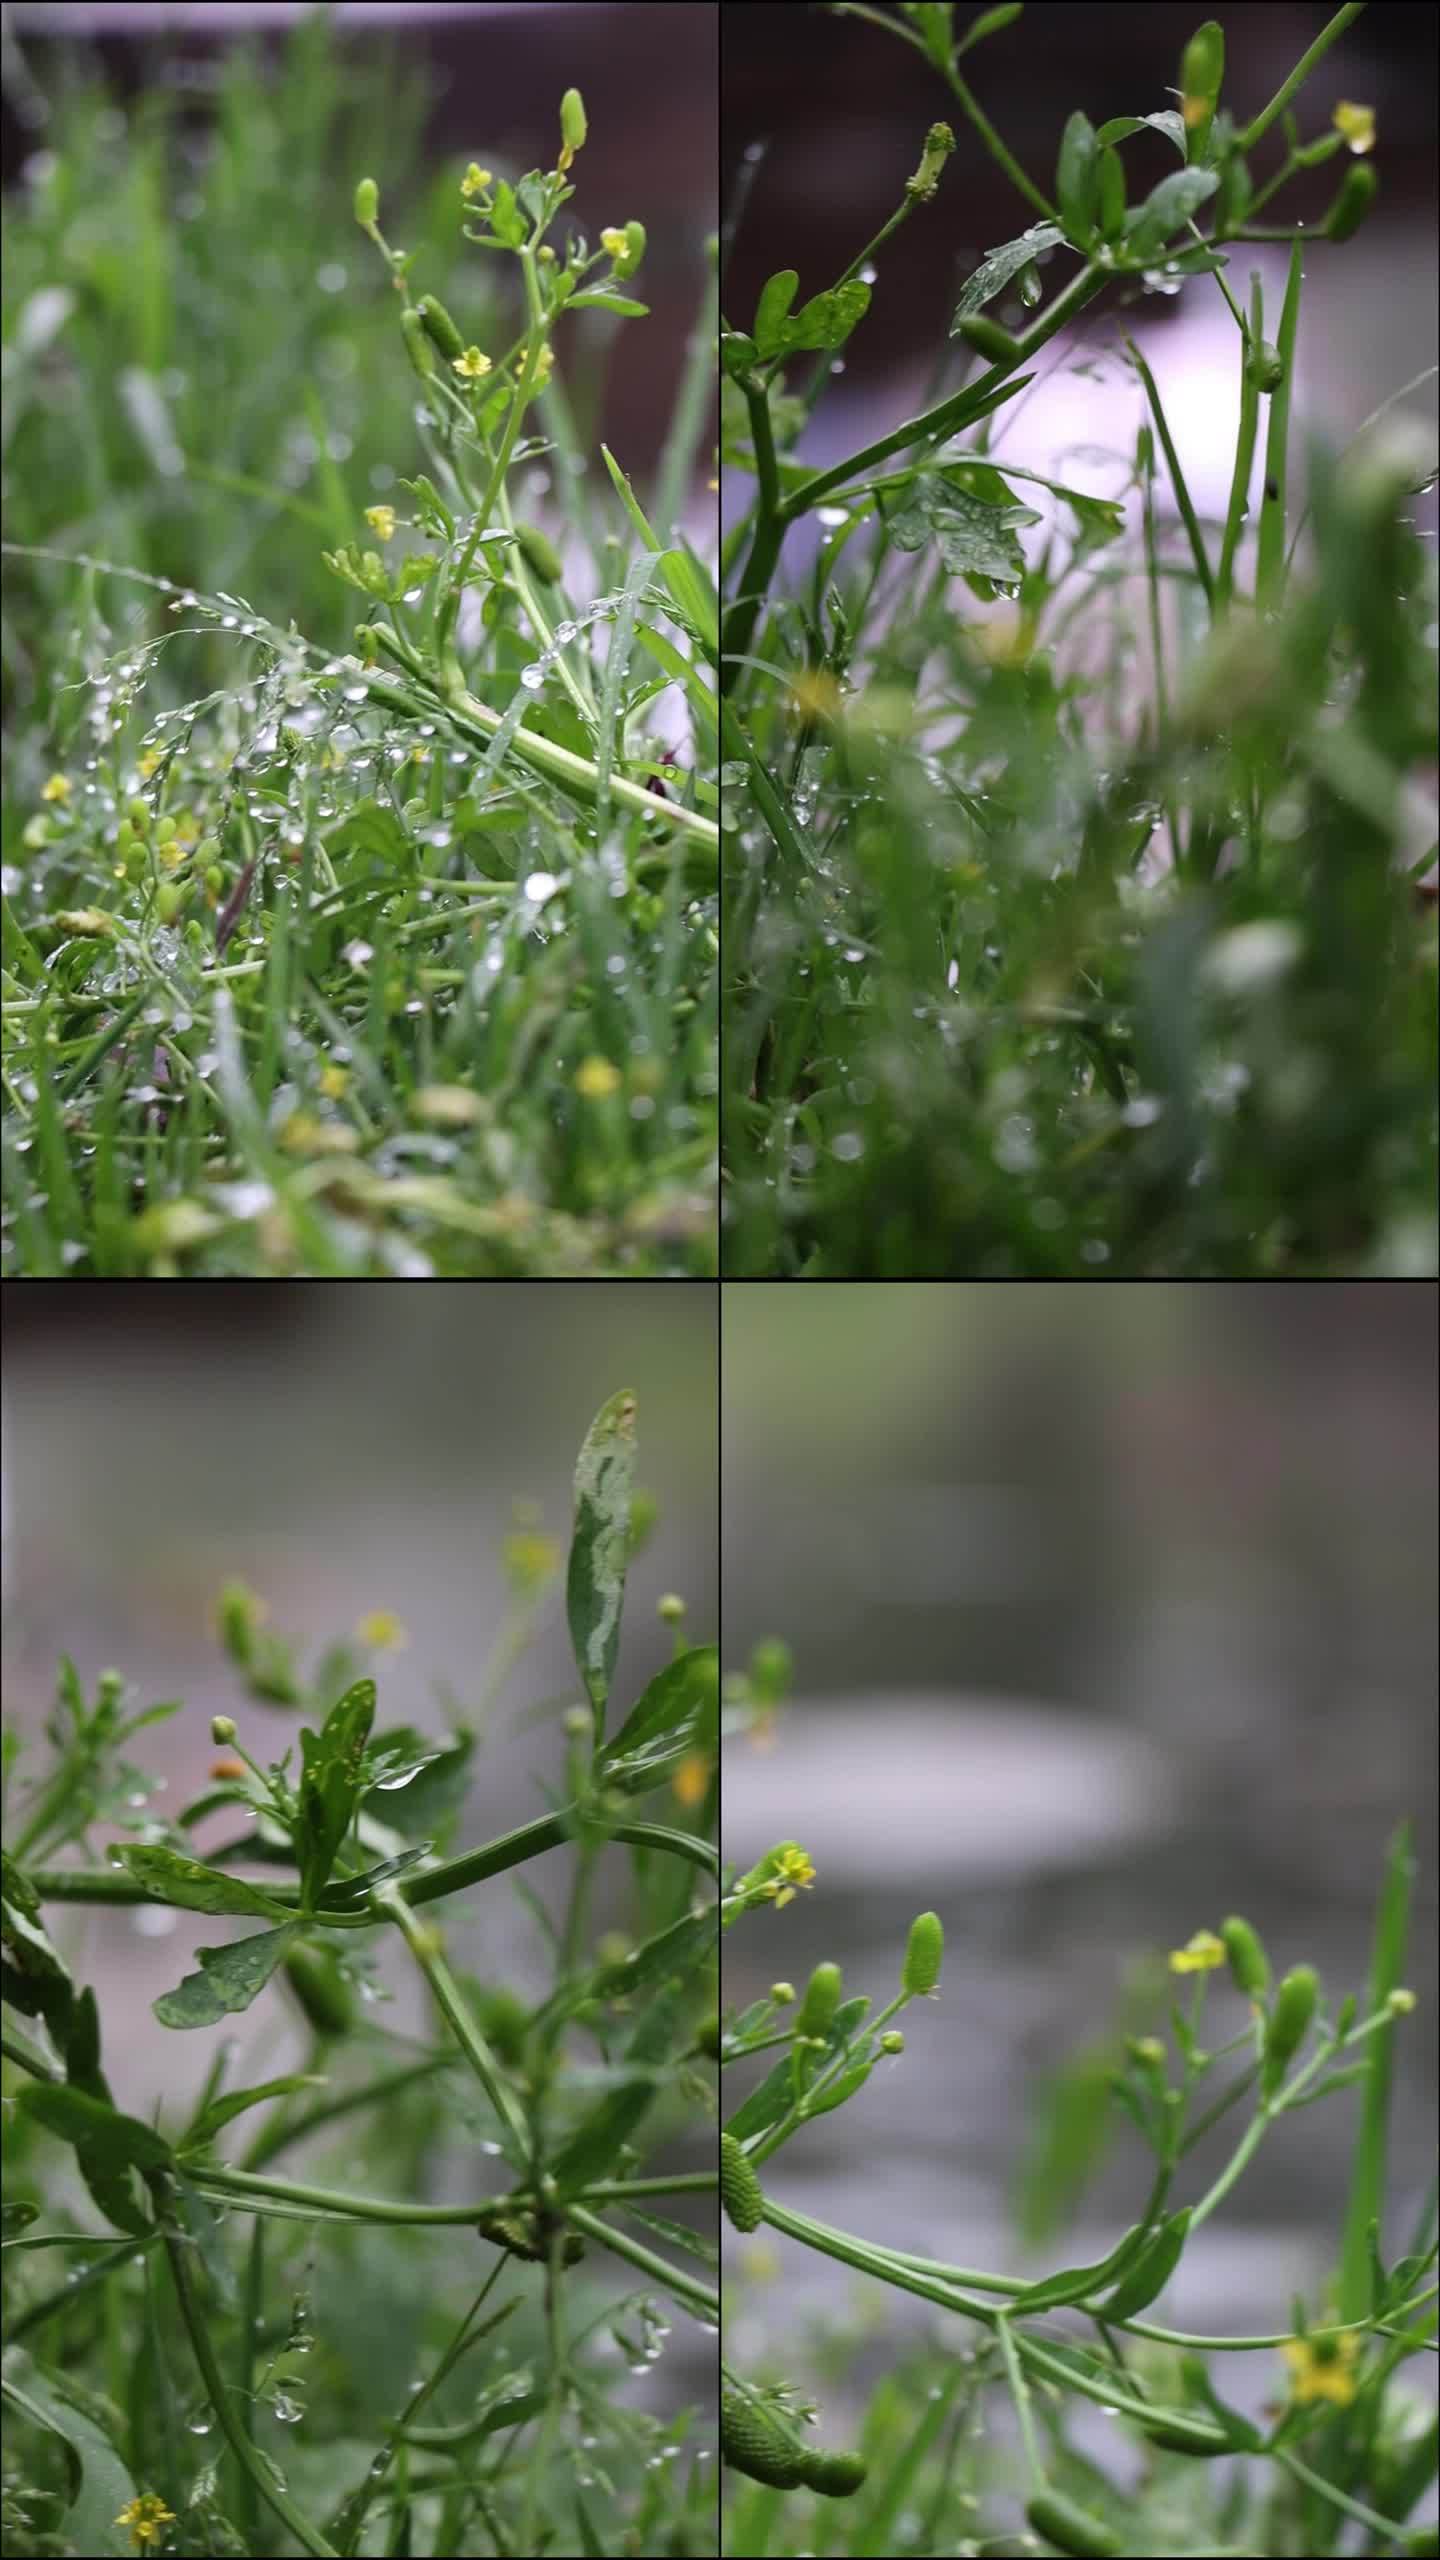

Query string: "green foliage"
[725, 2, 1437, 1278]
[2, 1395, 717, 2559]
[3, 24, 718, 1279]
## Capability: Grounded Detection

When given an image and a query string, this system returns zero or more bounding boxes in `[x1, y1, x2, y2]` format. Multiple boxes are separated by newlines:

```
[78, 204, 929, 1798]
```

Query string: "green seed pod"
[155, 883, 183, 926]
[115, 818, 135, 855]
[1264, 1964, 1318, 2091]
[353, 177, 379, 228]
[195, 834, 220, 869]
[418, 294, 466, 363]
[283, 1943, 355, 2040]
[1140, 2414, 1230, 2457]
[128, 796, 150, 831]
[720, 2133, 765, 2233]
[959, 314, 1023, 365]
[795, 1961, 843, 2040]
[514, 522, 563, 584]
[1220, 1913, 1271, 1996]
[1325, 161, 1378, 242]
[204, 865, 224, 894]
[802, 2450, 868, 2497]
[154, 814, 177, 846]
[720, 2393, 807, 2489]
[1243, 341, 1285, 395]
[401, 308, 436, 383]
[619, 218, 647, 277]
[559, 88, 587, 156]
[902, 1911, 944, 1998]
[1026, 2491, 1124, 2557]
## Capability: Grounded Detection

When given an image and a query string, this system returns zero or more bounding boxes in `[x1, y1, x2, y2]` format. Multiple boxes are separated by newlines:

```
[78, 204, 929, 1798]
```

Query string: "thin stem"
[1256, 240, 1304, 609]
[1216, 273, 1265, 609]
[994, 2312, 1045, 2491]
[373, 1880, 530, 2160]
[943, 59, 1056, 223]
[1237, 5, 1368, 155]
[1126, 338, 1215, 612]
[160, 2193, 336, 2558]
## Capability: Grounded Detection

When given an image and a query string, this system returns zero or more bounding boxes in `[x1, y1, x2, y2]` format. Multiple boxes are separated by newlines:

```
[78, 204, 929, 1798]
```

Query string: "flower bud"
[1264, 1964, 1318, 2093]
[769, 1982, 795, 2005]
[693, 2012, 721, 2058]
[721, 2133, 765, 2233]
[880, 2030, 905, 2054]
[902, 1910, 944, 1998]
[353, 177, 379, 228]
[658, 1592, 686, 1623]
[210, 1715, 237, 1745]
[558, 87, 587, 170]
[1244, 341, 1285, 394]
[1220, 1914, 1271, 1997]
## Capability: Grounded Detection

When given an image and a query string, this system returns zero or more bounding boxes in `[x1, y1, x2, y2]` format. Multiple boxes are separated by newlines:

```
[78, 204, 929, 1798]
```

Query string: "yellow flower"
[1332, 100, 1375, 155]
[600, 227, 627, 259]
[452, 345, 492, 381]
[502, 1527, 560, 1594]
[760, 1845, 816, 1910]
[532, 343, 554, 387]
[364, 504, 397, 542]
[355, 1609, 408, 1651]
[672, 1750, 711, 1810]
[1280, 2329, 1361, 2407]
[574, 1055, 621, 1100]
[788, 669, 842, 721]
[461, 162, 493, 199]
[116, 2494, 178, 2553]
[1169, 1929, 1226, 1974]
[318, 1061, 349, 1099]
[41, 773, 72, 803]
[137, 749, 163, 779]
[741, 2240, 781, 2282]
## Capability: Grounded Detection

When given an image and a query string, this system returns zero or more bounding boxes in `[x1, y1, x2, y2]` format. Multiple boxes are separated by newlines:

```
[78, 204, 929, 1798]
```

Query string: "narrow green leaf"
[589, 1908, 716, 2001]
[565, 291, 649, 317]
[20, 2081, 172, 2173]
[566, 1390, 638, 1735]
[597, 1646, 719, 1793]
[116, 1845, 293, 1920]
[1338, 1822, 1415, 2320]
[180, 2073, 328, 2154]
[1056, 111, 1099, 239]
[551, 1982, 682, 2195]
[1099, 2206, 1192, 2317]
[296, 1678, 376, 1906]
[1, 2351, 137, 2556]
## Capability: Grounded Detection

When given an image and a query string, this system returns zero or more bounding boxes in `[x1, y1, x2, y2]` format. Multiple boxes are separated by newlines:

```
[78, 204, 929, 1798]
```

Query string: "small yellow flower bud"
[558, 87, 587, 172]
[1332, 100, 1375, 155]
[210, 1715, 237, 1745]
[600, 227, 627, 260]
[574, 1055, 621, 1100]
[769, 1982, 795, 2004]
[41, 773, 72, 804]
[1387, 1987, 1416, 2015]
[460, 163, 493, 200]
[563, 1704, 591, 1737]
[364, 505, 397, 542]
[658, 1592, 687, 1622]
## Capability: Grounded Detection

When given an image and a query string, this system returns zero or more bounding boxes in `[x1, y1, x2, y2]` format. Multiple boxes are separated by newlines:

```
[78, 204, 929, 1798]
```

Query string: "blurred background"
[2, 0, 717, 721]
[721, 1, 1437, 558]
[3, 1278, 717, 2098]
[722, 1284, 1437, 2420]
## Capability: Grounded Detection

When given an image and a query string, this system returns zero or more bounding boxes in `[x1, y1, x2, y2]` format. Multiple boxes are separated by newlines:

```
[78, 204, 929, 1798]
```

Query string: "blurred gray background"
[722, 1283, 1437, 2416]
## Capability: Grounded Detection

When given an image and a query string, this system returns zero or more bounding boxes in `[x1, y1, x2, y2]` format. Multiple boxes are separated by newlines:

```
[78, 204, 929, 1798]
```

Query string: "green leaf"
[952, 225, 1064, 325]
[589, 1908, 716, 2001]
[720, 331, 759, 379]
[939, 456, 1125, 558]
[956, 4, 1023, 59]
[20, 2081, 171, 2173]
[115, 1845, 293, 1920]
[551, 1981, 684, 2195]
[1124, 165, 1219, 257]
[1007, 2217, 1155, 2312]
[1096, 111, 1187, 156]
[1, 2351, 137, 2556]
[884, 477, 1039, 583]
[1056, 111, 1099, 240]
[754, 270, 800, 359]
[781, 279, 871, 354]
[597, 1646, 719, 1793]
[1099, 2206, 1192, 2317]
[295, 1677, 376, 1906]
[488, 179, 526, 248]
[179, 2072, 326, 2153]
[154, 1924, 297, 2030]
[566, 1390, 638, 1734]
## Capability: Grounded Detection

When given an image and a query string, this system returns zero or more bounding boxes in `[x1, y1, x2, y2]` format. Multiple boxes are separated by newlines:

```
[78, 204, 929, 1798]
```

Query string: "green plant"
[721, 1, 1437, 1277]
[2, 1395, 719, 2559]
[4, 44, 719, 1278]
[721, 1721, 1435, 2557]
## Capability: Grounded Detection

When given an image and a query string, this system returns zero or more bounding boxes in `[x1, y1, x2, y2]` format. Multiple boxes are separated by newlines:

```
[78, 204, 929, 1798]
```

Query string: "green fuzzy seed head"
[1244, 342, 1285, 395]
[795, 1961, 843, 2039]
[720, 2133, 765, 2233]
[353, 177, 379, 228]
[902, 1910, 944, 1997]
[1220, 1913, 1271, 1996]
[720, 2394, 807, 2489]
[418, 294, 466, 363]
[1026, 2490, 1124, 2557]
[1264, 1964, 1318, 2086]
[803, 2450, 868, 2497]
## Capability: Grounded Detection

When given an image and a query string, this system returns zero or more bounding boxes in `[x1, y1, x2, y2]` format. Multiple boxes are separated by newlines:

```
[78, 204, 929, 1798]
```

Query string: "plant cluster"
[2, 1394, 720, 2558]
[720, 1793, 1435, 2557]
[3, 33, 719, 1276]
[721, 2, 1437, 1277]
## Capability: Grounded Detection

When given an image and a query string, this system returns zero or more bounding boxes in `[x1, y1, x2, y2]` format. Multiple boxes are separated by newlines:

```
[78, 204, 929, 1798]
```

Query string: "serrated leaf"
[566, 1391, 638, 1734]
[116, 1845, 293, 1920]
[597, 1646, 719, 1793]
[885, 478, 1038, 582]
[154, 1924, 297, 2030]
[953, 225, 1064, 325]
